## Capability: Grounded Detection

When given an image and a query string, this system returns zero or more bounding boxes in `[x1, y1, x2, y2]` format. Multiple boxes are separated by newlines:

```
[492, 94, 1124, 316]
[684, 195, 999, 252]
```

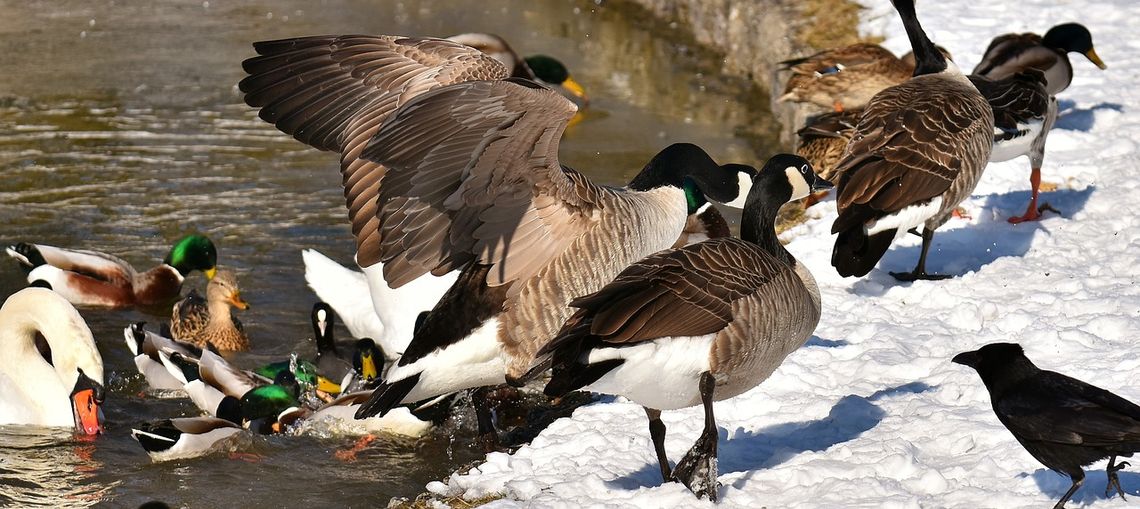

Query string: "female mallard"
[170, 268, 250, 351]
[4, 235, 217, 310]
[0, 288, 105, 435]
[831, 0, 994, 281]
[538, 155, 829, 501]
[779, 44, 954, 112]
[794, 107, 863, 207]
[973, 22, 1106, 96]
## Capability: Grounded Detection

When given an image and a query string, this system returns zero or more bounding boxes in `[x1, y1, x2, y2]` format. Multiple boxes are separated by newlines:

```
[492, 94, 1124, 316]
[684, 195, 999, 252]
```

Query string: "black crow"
[953, 342, 1140, 509]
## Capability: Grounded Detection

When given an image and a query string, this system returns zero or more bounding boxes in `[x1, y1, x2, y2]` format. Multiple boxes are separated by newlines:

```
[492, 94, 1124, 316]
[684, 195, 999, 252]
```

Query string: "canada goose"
[336, 82, 749, 417]
[537, 155, 829, 501]
[779, 44, 953, 112]
[973, 23, 1106, 96]
[170, 268, 250, 351]
[4, 235, 217, 309]
[831, 0, 994, 281]
[445, 33, 588, 105]
[0, 288, 105, 435]
[240, 36, 509, 364]
[300, 204, 730, 349]
[967, 70, 1060, 223]
[124, 322, 202, 392]
[131, 417, 246, 462]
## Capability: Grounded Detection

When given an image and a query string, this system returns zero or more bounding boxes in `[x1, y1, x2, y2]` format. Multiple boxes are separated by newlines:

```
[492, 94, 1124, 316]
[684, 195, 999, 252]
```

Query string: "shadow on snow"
[604, 382, 933, 494]
[1029, 466, 1140, 505]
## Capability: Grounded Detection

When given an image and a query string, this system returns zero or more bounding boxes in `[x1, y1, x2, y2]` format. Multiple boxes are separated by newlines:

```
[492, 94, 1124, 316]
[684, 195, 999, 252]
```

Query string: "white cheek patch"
[722, 171, 754, 209]
[785, 167, 811, 201]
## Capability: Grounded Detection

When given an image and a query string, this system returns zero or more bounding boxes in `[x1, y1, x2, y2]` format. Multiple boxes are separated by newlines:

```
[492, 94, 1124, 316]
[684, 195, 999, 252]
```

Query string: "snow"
[422, 0, 1140, 507]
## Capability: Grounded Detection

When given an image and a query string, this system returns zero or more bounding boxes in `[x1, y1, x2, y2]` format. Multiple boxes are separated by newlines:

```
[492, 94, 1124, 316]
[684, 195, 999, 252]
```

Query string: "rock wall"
[616, 0, 826, 147]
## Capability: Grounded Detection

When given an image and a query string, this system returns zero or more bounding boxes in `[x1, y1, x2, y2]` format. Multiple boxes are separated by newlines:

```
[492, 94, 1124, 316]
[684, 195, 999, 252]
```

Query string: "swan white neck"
[0, 288, 103, 427]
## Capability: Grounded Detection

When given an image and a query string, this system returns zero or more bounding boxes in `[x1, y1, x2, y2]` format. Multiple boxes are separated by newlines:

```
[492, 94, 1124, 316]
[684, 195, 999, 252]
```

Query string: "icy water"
[0, 0, 778, 506]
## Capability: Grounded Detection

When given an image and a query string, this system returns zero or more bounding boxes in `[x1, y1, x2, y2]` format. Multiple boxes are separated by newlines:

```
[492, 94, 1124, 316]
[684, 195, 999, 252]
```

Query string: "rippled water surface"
[0, 0, 779, 506]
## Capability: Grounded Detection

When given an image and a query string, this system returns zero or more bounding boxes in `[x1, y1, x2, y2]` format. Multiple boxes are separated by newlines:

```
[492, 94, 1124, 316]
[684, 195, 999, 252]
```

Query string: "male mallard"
[170, 268, 250, 351]
[831, 0, 994, 281]
[5, 235, 217, 309]
[968, 70, 1058, 223]
[131, 417, 245, 462]
[445, 33, 588, 105]
[973, 22, 1106, 96]
[124, 322, 202, 392]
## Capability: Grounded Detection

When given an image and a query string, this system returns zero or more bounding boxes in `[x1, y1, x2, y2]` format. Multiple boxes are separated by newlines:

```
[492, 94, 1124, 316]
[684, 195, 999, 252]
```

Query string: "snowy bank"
[428, 0, 1140, 506]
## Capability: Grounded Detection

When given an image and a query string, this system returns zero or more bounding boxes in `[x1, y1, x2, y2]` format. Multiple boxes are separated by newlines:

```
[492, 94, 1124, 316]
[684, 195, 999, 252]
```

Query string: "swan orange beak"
[229, 292, 250, 310]
[1085, 48, 1107, 70]
[70, 369, 104, 436]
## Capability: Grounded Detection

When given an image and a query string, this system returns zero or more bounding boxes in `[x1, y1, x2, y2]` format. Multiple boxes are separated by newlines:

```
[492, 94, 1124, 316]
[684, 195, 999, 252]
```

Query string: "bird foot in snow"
[1107, 460, 1131, 500]
[671, 440, 719, 501]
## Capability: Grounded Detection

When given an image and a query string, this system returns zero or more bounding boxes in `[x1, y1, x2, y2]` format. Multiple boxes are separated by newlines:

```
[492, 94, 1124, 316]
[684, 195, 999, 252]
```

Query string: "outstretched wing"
[240, 35, 510, 266]
[363, 78, 602, 290]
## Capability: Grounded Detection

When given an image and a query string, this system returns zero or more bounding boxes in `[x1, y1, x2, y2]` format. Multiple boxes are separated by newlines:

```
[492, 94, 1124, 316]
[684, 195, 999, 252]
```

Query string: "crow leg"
[1054, 471, 1084, 509]
[645, 407, 671, 480]
[1106, 456, 1130, 500]
[670, 372, 719, 501]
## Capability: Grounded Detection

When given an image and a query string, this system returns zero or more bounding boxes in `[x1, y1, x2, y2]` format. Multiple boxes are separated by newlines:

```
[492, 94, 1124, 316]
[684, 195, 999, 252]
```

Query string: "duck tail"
[354, 372, 420, 419]
[5, 243, 46, 270]
[832, 226, 896, 277]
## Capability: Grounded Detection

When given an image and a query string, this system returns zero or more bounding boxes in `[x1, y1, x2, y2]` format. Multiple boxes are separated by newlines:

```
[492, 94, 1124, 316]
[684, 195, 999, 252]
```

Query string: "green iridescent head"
[164, 235, 217, 278]
[524, 55, 569, 84]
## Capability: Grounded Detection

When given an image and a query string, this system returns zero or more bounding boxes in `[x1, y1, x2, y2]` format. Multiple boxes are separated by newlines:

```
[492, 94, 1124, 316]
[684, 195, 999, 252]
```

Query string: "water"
[0, 0, 779, 506]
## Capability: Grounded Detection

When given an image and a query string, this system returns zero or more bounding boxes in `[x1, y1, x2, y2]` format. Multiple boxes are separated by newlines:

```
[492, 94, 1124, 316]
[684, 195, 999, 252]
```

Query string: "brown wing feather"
[361, 79, 600, 289]
[832, 74, 993, 228]
[546, 238, 789, 350]
[240, 36, 510, 266]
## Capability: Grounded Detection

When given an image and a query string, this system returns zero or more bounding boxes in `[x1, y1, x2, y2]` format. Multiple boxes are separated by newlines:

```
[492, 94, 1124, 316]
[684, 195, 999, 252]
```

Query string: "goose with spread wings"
[830, 0, 994, 281]
[334, 79, 751, 427]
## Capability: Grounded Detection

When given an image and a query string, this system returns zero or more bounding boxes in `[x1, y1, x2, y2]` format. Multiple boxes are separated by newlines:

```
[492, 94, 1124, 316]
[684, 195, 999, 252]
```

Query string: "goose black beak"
[812, 178, 834, 192]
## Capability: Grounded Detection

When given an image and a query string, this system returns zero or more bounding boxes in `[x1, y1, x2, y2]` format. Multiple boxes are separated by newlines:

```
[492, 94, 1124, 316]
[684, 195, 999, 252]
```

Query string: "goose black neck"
[740, 172, 794, 266]
[893, 0, 946, 76]
[627, 143, 718, 191]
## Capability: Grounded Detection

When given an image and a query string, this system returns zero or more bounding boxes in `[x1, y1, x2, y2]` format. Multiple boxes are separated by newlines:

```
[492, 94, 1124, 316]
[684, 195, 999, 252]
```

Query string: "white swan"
[0, 288, 105, 434]
[301, 249, 455, 361]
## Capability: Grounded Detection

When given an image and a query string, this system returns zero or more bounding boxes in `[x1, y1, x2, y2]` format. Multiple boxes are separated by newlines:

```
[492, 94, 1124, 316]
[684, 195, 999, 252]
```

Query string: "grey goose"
[972, 23, 1106, 97]
[831, 0, 994, 281]
[538, 154, 829, 501]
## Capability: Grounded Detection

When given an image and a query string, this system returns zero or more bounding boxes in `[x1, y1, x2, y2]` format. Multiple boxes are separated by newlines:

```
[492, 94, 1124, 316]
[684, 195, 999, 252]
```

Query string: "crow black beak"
[951, 350, 980, 368]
